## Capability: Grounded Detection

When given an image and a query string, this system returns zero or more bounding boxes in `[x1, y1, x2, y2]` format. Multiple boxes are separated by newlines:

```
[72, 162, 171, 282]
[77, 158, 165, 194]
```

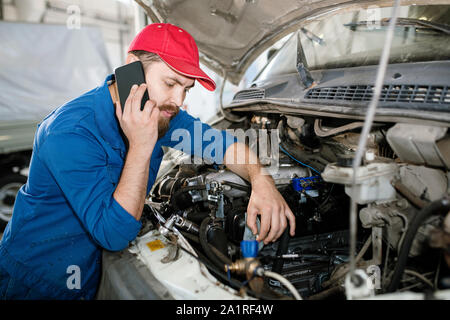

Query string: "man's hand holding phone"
[115, 83, 160, 156]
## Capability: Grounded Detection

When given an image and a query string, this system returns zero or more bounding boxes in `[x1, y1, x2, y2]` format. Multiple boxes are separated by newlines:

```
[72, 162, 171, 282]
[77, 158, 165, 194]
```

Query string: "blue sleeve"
[39, 128, 141, 252]
[159, 110, 237, 164]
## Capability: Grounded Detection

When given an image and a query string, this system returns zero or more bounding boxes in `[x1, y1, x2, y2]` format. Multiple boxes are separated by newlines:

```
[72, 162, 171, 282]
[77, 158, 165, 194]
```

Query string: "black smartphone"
[114, 61, 149, 112]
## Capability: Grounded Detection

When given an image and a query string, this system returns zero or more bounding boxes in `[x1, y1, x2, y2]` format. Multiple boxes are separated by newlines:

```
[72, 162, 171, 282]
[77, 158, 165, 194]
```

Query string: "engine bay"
[138, 113, 450, 300]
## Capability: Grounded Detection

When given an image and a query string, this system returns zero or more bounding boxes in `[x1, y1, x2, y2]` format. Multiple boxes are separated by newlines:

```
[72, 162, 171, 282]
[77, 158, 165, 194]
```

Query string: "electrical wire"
[355, 235, 372, 264]
[434, 253, 442, 289]
[348, 0, 402, 283]
[263, 270, 303, 300]
[404, 269, 434, 288]
[280, 145, 322, 176]
[382, 240, 391, 286]
[395, 212, 409, 253]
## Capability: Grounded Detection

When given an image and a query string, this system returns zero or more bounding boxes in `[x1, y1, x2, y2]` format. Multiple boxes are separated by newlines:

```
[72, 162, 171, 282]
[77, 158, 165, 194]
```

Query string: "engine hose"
[179, 230, 200, 244]
[386, 196, 450, 292]
[185, 211, 210, 225]
[199, 217, 230, 270]
[307, 285, 343, 300]
[171, 184, 207, 210]
[172, 184, 207, 197]
[393, 181, 428, 209]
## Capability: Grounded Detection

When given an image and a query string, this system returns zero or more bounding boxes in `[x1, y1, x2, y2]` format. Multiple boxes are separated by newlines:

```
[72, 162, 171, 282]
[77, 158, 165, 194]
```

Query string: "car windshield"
[255, 4, 450, 82]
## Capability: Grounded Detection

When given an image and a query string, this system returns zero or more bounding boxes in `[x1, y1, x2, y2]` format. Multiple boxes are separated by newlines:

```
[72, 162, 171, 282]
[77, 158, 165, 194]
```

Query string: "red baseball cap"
[128, 23, 216, 91]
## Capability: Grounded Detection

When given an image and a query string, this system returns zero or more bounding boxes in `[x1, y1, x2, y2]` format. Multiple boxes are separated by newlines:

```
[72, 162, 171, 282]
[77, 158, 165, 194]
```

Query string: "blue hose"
[279, 145, 322, 176]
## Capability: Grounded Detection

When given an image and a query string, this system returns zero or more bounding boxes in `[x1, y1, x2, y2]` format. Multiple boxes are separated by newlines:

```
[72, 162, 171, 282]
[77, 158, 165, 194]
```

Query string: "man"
[0, 23, 295, 300]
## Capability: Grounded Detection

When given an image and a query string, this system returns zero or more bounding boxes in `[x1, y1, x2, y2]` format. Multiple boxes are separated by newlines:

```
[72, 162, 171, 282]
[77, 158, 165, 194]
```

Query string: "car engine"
[142, 113, 450, 300]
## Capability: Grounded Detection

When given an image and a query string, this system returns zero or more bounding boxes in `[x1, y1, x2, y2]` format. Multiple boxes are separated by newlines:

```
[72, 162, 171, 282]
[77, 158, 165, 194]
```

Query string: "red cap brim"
[158, 54, 216, 91]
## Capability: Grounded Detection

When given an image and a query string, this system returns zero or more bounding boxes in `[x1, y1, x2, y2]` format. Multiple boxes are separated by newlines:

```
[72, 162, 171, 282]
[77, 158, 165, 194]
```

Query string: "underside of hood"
[134, 0, 443, 85]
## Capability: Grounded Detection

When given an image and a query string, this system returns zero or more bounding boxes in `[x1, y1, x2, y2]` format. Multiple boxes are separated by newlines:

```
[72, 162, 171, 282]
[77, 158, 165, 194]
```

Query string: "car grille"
[305, 85, 450, 104]
[232, 88, 265, 102]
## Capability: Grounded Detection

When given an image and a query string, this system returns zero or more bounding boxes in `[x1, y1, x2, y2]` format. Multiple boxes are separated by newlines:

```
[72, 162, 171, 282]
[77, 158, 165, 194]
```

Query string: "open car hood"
[135, 0, 438, 85]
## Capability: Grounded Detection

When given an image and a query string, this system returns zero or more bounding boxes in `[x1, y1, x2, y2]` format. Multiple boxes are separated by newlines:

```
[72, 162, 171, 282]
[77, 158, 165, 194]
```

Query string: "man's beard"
[157, 104, 179, 139]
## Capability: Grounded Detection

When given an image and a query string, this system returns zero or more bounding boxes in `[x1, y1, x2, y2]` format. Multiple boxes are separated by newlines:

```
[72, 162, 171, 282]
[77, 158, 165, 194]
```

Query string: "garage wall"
[1, 0, 222, 121]
[0, 0, 268, 122]
[2, 0, 135, 69]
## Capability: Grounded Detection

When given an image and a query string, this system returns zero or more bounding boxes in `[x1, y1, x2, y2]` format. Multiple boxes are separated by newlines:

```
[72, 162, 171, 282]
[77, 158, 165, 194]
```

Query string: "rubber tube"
[263, 270, 302, 300]
[199, 217, 229, 269]
[386, 196, 450, 292]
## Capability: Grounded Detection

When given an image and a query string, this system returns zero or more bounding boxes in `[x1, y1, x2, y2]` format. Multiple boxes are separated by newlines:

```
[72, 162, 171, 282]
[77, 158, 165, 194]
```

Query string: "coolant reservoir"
[321, 161, 398, 204]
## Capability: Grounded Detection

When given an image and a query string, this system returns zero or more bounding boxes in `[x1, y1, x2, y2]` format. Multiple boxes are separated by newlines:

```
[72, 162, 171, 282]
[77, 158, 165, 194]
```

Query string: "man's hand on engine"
[246, 174, 296, 244]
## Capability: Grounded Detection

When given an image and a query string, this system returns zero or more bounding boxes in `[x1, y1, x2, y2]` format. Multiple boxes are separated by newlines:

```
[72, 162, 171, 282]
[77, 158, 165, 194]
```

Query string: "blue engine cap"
[240, 240, 259, 258]
[292, 176, 321, 192]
